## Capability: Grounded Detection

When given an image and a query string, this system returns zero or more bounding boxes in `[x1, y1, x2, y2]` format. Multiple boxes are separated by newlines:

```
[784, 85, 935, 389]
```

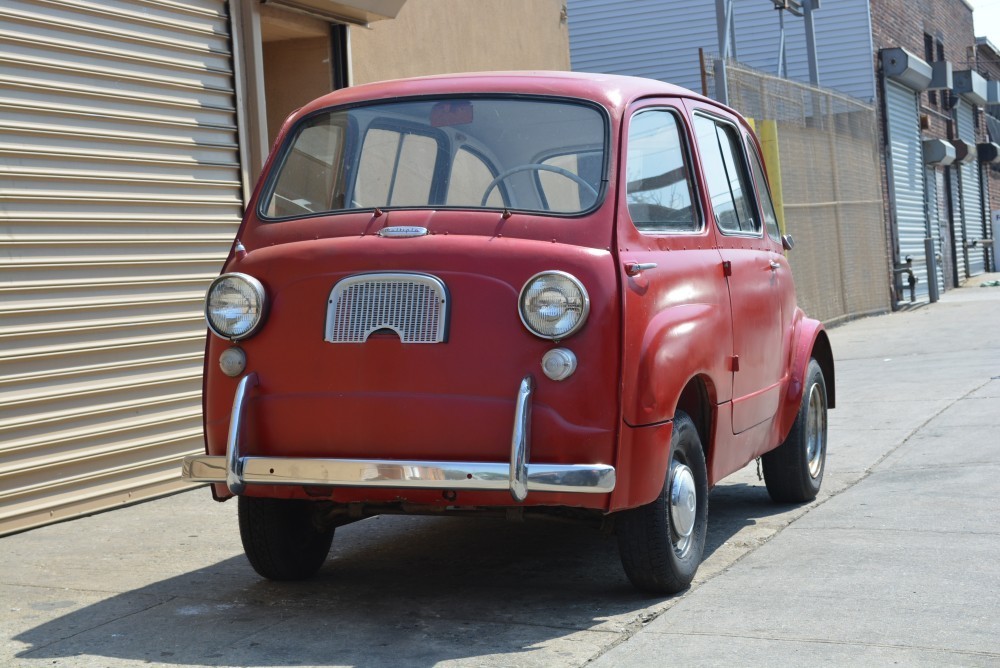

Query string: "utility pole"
[772, 0, 821, 86]
[803, 0, 820, 86]
[714, 0, 733, 104]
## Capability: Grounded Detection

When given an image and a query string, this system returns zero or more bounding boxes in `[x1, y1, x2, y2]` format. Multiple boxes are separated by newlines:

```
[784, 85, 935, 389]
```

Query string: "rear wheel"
[762, 358, 828, 503]
[617, 412, 709, 595]
[238, 496, 335, 580]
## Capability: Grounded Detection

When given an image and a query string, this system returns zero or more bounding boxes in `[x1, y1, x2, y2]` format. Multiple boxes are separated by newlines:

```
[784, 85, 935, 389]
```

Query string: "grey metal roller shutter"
[956, 101, 986, 277]
[885, 80, 929, 302]
[925, 167, 945, 294]
[935, 168, 954, 289]
[0, 0, 242, 534]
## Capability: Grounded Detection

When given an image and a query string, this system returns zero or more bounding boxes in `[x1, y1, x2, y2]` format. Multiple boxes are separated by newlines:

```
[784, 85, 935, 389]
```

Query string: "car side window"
[266, 117, 345, 217]
[693, 114, 758, 235]
[746, 139, 782, 243]
[625, 109, 699, 232]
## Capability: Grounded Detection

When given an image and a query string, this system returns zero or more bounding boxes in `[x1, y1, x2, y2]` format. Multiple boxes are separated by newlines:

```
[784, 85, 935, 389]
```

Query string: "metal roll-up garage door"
[885, 80, 929, 302]
[925, 167, 946, 295]
[0, 0, 242, 534]
[955, 100, 986, 277]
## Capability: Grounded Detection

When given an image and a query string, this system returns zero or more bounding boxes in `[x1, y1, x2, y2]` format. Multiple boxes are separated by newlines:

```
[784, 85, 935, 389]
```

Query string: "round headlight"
[205, 273, 266, 341]
[518, 271, 590, 340]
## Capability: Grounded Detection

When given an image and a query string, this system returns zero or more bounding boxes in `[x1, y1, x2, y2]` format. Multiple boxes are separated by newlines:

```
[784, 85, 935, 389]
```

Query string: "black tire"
[617, 412, 709, 595]
[238, 496, 335, 580]
[762, 358, 828, 503]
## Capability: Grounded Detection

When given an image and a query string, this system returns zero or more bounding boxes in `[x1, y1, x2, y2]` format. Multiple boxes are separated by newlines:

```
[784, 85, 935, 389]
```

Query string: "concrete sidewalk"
[594, 275, 1000, 667]
[2, 275, 999, 667]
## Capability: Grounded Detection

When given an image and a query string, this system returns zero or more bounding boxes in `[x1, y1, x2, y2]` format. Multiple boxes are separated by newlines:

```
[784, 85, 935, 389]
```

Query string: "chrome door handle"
[625, 262, 657, 276]
[769, 260, 781, 271]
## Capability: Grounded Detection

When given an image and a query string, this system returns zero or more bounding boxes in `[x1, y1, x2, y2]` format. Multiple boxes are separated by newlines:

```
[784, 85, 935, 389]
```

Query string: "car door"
[617, 101, 733, 428]
[686, 104, 784, 435]
[744, 130, 798, 439]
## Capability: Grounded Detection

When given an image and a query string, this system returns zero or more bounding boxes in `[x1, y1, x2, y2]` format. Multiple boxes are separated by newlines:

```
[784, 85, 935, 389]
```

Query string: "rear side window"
[625, 110, 699, 232]
[355, 129, 440, 207]
[446, 147, 502, 207]
[693, 115, 758, 235]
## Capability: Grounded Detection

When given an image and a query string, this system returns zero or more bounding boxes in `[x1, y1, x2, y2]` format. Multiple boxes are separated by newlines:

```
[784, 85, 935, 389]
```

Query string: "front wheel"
[238, 496, 335, 580]
[617, 412, 709, 595]
[762, 358, 828, 503]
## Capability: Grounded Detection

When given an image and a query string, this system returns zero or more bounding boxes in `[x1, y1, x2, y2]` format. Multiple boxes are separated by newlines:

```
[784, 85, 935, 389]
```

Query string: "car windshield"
[261, 97, 607, 219]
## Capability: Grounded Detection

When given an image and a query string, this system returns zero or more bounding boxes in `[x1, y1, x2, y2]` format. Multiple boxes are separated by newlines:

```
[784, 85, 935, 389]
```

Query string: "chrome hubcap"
[805, 383, 827, 479]
[669, 463, 697, 555]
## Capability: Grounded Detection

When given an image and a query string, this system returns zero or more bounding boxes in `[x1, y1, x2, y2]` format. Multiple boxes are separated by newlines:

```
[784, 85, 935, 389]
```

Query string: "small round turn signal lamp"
[541, 348, 577, 381]
[219, 347, 247, 377]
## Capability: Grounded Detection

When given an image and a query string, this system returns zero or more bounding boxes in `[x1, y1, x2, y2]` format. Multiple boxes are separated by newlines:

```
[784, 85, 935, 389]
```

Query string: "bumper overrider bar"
[181, 374, 616, 503]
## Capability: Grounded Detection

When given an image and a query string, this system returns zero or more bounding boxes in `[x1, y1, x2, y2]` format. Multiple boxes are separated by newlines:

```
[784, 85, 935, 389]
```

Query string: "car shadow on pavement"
[13, 481, 793, 666]
[704, 480, 794, 556]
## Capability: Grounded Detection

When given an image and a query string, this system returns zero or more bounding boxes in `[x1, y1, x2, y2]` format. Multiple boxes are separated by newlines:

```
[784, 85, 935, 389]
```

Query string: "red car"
[182, 72, 834, 595]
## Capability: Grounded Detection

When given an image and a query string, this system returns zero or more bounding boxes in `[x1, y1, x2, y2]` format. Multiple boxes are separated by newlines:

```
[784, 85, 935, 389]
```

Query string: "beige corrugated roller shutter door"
[0, 0, 242, 534]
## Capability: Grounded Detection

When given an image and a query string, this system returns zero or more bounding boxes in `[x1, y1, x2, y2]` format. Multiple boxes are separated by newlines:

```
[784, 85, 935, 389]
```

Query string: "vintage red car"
[182, 71, 834, 595]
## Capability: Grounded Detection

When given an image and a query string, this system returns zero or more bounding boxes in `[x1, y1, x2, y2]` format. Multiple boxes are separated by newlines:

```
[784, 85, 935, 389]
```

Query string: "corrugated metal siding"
[0, 0, 241, 535]
[568, 0, 876, 103]
[569, 0, 716, 93]
[949, 161, 968, 279]
[730, 0, 875, 102]
[935, 168, 953, 288]
[925, 167, 945, 294]
[955, 101, 986, 277]
[885, 80, 928, 302]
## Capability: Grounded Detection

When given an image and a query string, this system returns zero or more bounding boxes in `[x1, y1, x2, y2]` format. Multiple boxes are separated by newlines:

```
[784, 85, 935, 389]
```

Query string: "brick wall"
[869, 0, 987, 287]
[871, 0, 976, 139]
[870, 0, 975, 66]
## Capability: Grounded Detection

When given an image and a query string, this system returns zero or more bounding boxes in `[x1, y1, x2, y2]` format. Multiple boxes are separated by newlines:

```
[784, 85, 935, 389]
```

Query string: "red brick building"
[869, 0, 995, 295]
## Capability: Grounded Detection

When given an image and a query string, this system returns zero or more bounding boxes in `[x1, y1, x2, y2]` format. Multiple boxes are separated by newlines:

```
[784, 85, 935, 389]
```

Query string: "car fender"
[775, 308, 835, 443]
[623, 301, 728, 428]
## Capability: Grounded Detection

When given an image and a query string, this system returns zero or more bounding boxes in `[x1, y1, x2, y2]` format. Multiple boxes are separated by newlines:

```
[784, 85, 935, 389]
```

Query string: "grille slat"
[324, 273, 447, 344]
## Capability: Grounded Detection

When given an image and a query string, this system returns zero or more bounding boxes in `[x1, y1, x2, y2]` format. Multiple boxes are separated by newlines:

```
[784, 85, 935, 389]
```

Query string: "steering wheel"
[480, 163, 599, 207]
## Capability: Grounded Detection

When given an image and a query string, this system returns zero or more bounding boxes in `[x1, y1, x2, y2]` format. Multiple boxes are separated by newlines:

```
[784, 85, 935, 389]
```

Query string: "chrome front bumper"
[182, 374, 616, 503]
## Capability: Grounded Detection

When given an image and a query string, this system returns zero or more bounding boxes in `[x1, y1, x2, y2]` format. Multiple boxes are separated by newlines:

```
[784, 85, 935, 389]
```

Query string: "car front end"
[182, 76, 626, 518]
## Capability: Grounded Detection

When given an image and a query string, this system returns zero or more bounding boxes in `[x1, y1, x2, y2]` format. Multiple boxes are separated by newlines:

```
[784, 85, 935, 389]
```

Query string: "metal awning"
[262, 0, 406, 25]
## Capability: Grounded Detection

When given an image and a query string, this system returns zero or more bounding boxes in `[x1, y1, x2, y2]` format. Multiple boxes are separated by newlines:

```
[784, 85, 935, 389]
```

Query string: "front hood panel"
[204, 230, 621, 467]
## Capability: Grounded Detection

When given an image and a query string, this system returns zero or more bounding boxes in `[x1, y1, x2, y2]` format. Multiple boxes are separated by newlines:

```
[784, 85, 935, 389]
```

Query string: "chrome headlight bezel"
[205, 273, 267, 341]
[518, 271, 590, 340]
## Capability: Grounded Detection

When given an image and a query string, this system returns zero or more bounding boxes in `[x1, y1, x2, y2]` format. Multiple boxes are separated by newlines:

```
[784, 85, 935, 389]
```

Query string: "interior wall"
[260, 6, 334, 145]
[263, 37, 333, 142]
[349, 0, 570, 85]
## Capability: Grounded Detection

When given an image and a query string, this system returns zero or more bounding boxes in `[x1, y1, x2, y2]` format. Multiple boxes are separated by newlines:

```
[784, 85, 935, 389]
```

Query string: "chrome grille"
[325, 273, 448, 343]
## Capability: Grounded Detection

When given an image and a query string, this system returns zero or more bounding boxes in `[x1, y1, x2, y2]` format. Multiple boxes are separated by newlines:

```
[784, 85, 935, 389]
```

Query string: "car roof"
[295, 70, 720, 119]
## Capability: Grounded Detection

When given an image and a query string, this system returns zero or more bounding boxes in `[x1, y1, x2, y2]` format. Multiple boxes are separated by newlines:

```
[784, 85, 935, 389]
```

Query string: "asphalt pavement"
[2, 274, 999, 668]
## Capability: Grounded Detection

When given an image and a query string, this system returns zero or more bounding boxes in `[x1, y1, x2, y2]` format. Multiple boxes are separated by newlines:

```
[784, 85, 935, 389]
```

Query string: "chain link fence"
[709, 59, 891, 323]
